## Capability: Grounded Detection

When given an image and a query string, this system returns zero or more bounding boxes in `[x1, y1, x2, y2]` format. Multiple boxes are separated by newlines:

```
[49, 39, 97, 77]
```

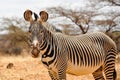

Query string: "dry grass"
[0, 55, 120, 80]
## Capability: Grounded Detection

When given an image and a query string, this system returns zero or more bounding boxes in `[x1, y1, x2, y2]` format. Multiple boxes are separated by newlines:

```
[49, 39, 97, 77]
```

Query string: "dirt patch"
[0, 56, 120, 80]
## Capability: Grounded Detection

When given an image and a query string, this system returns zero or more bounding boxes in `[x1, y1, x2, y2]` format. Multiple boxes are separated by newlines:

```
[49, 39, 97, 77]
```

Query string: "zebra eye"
[40, 30, 43, 34]
[28, 29, 32, 34]
[28, 29, 31, 33]
[29, 38, 32, 43]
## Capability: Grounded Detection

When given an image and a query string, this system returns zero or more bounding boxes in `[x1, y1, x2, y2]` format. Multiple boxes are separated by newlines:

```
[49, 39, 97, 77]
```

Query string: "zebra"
[23, 9, 117, 80]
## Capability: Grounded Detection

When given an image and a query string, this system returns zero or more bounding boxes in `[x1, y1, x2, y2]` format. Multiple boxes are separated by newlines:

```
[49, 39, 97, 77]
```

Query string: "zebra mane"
[42, 22, 59, 33]
[33, 12, 39, 21]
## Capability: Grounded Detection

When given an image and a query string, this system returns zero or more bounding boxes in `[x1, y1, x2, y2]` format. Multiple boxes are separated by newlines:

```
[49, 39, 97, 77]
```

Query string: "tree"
[0, 17, 30, 55]
[1, 17, 28, 31]
[47, 7, 96, 34]
[94, 16, 117, 33]
[46, 6, 120, 52]
[88, 0, 120, 6]
[107, 0, 120, 6]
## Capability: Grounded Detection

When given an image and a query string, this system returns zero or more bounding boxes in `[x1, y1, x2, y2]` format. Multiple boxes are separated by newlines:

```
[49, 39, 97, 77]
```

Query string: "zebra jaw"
[31, 48, 40, 58]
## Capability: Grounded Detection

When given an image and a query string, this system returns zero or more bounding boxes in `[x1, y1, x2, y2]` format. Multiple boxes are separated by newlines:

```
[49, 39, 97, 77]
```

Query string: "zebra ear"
[39, 11, 48, 22]
[24, 9, 33, 22]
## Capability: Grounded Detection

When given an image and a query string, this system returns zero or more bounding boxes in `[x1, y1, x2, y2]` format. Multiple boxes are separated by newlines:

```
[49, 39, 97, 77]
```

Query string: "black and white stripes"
[24, 10, 117, 80]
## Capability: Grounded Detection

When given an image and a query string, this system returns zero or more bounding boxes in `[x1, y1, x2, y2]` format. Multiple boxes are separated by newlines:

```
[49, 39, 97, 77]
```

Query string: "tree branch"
[108, 0, 120, 6]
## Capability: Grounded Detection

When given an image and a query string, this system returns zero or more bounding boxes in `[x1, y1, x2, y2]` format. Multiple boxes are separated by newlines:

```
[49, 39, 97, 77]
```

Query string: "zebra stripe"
[24, 10, 117, 80]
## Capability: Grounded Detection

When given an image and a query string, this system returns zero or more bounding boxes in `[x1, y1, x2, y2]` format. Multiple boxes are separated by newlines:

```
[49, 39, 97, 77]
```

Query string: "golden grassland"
[0, 54, 120, 80]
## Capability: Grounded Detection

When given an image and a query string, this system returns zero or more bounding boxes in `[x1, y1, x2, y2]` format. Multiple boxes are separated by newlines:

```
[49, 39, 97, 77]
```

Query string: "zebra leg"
[58, 69, 66, 80]
[57, 62, 67, 80]
[48, 69, 66, 80]
[48, 70, 58, 80]
[104, 50, 117, 80]
[113, 69, 117, 80]
[92, 66, 105, 80]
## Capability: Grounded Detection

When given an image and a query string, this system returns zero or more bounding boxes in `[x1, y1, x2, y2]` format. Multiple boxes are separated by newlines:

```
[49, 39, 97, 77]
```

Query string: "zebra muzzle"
[31, 48, 40, 58]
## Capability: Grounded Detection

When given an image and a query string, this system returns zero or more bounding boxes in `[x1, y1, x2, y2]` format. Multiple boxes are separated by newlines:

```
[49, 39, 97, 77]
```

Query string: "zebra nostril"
[30, 43, 33, 48]
[31, 45, 33, 48]
[36, 43, 38, 46]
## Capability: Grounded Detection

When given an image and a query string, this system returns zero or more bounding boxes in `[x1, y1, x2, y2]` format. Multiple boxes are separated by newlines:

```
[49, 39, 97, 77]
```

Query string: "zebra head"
[24, 9, 48, 58]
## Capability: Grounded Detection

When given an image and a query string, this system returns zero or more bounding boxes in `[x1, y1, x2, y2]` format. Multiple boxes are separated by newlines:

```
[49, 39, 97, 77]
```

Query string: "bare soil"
[0, 55, 120, 80]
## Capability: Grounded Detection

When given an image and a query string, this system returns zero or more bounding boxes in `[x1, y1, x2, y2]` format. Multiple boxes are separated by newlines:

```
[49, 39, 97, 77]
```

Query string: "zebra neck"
[40, 30, 54, 55]
[41, 43, 57, 67]
[44, 29, 54, 45]
[40, 34, 57, 67]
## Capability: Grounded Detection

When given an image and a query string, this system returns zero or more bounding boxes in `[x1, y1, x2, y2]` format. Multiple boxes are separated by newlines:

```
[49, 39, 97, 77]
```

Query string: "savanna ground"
[0, 52, 120, 80]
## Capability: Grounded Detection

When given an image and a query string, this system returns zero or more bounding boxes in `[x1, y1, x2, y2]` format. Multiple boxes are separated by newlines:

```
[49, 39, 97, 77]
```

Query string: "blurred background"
[0, 0, 120, 80]
[0, 0, 120, 56]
